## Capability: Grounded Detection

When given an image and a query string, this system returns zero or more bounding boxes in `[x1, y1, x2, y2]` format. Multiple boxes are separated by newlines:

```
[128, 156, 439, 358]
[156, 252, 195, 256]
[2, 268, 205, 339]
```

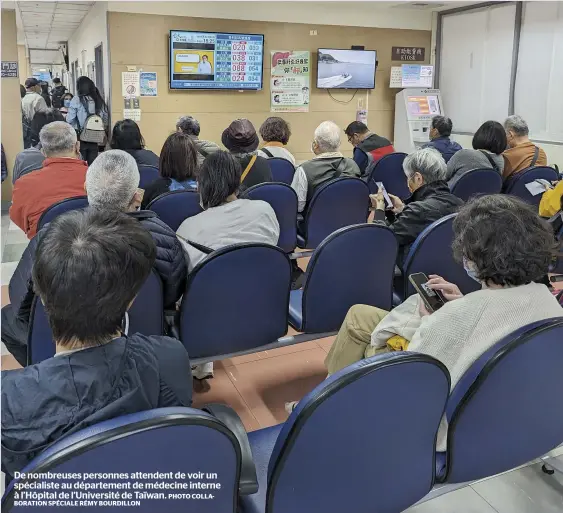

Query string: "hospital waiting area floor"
[2, 211, 563, 511]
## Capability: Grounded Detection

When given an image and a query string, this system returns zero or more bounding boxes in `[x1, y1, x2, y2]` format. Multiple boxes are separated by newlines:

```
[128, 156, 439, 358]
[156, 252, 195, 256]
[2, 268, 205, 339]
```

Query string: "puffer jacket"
[423, 136, 462, 164]
[192, 137, 221, 166]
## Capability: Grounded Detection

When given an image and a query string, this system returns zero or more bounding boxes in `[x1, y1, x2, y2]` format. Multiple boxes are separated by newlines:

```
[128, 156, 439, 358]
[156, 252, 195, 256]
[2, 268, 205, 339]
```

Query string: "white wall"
[68, 1, 109, 99]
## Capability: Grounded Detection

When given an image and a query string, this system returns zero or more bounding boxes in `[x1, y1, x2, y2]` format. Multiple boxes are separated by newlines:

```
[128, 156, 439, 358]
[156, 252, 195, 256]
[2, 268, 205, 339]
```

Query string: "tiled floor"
[1, 212, 563, 510]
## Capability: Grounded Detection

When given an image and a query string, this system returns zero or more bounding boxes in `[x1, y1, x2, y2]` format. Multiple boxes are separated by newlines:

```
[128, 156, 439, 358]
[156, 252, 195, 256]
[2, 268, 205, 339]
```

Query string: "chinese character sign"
[1, 61, 18, 78]
[391, 47, 426, 62]
[271, 50, 310, 113]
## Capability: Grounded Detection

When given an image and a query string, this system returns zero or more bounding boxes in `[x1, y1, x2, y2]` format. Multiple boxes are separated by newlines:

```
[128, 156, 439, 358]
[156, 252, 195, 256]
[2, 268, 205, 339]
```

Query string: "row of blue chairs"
[4, 317, 563, 512]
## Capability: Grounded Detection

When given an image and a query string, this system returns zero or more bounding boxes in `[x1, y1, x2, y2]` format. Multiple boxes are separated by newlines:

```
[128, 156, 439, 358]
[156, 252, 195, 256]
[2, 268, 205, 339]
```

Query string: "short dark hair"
[20, 84, 26, 98]
[176, 116, 200, 136]
[198, 151, 241, 209]
[259, 116, 291, 145]
[111, 119, 145, 151]
[53, 78, 61, 84]
[31, 109, 65, 142]
[32, 209, 156, 349]
[25, 77, 39, 88]
[159, 132, 199, 181]
[452, 195, 554, 287]
[202, 55, 208, 60]
[344, 121, 369, 137]
[431, 116, 453, 137]
[472, 120, 507, 155]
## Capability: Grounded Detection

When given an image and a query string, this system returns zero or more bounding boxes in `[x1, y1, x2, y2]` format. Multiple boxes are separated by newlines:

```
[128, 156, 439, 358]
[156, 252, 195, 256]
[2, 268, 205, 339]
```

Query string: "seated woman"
[110, 119, 159, 168]
[257, 116, 296, 165]
[324, 195, 562, 451]
[142, 132, 199, 208]
[446, 120, 507, 188]
[222, 118, 273, 191]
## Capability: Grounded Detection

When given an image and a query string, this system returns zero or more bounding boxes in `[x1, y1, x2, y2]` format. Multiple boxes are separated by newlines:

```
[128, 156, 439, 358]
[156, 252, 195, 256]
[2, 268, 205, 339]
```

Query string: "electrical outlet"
[310, 30, 317, 36]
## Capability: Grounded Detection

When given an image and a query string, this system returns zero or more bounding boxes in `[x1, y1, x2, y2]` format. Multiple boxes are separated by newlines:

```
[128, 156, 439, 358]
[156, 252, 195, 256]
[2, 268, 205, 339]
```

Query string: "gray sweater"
[446, 149, 504, 188]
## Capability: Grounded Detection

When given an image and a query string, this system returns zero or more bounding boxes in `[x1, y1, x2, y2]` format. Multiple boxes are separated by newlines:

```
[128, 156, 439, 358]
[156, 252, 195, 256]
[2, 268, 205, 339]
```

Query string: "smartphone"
[375, 182, 393, 209]
[409, 273, 446, 313]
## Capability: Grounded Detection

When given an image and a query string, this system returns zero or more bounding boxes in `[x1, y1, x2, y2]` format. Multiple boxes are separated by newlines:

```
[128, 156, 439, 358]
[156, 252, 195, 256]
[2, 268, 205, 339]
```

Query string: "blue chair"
[267, 157, 295, 185]
[297, 177, 369, 250]
[502, 166, 558, 208]
[138, 164, 160, 189]
[1, 408, 247, 513]
[367, 152, 410, 199]
[289, 224, 397, 333]
[398, 213, 481, 301]
[241, 182, 298, 253]
[146, 190, 202, 231]
[27, 270, 164, 365]
[436, 317, 563, 484]
[179, 243, 291, 362]
[239, 352, 451, 513]
[37, 196, 89, 230]
[450, 168, 503, 201]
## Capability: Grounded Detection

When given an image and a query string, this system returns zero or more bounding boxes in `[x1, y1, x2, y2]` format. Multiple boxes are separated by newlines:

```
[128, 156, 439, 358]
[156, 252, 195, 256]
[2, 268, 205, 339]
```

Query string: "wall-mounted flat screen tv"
[169, 30, 264, 90]
[317, 49, 377, 89]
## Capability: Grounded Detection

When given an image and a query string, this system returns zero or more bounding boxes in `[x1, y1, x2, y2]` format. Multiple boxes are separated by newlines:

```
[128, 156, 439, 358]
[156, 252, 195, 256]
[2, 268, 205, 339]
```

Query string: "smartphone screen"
[375, 182, 393, 209]
[409, 273, 446, 312]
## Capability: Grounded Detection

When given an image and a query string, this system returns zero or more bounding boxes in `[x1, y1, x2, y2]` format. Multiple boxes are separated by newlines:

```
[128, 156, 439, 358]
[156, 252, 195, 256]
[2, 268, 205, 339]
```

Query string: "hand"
[388, 194, 404, 214]
[369, 191, 386, 211]
[426, 274, 464, 301]
[419, 299, 431, 317]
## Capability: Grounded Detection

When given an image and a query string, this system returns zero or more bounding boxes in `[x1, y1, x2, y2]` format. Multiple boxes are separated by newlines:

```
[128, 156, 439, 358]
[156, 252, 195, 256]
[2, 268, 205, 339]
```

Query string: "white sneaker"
[192, 362, 214, 380]
[285, 401, 298, 414]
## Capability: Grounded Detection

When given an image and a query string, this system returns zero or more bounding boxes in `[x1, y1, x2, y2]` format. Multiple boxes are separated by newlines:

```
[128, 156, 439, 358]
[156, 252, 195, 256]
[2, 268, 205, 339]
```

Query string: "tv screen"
[169, 30, 264, 90]
[317, 49, 377, 89]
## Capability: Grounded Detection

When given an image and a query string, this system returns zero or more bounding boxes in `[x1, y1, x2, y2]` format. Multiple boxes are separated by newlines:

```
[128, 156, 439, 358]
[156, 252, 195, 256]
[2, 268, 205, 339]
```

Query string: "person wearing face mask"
[10, 121, 88, 239]
[59, 92, 74, 117]
[369, 147, 464, 266]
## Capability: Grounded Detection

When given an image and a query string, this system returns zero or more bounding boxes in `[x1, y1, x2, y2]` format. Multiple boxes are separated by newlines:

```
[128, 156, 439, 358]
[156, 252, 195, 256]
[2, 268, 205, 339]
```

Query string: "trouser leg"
[1, 305, 29, 367]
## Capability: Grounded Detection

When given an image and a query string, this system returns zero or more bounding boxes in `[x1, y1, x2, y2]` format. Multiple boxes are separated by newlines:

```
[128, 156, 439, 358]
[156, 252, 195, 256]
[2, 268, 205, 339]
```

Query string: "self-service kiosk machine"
[393, 88, 443, 154]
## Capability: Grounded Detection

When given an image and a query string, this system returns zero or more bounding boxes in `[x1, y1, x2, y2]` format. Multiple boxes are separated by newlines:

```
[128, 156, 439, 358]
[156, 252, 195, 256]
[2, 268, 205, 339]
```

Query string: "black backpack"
[51, 86, 67, 109]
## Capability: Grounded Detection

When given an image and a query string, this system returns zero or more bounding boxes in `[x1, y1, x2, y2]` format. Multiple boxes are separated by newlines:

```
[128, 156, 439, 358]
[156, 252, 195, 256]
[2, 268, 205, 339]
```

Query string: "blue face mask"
[463, 258, 480, 283]
[63, 99, 71, 108]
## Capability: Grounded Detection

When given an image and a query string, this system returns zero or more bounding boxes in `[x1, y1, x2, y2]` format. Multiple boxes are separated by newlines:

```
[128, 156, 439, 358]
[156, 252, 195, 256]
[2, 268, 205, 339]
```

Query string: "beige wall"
[17, 44, 30, 81]
[108, 12, 431, 162]
[2, 9, 23, 200]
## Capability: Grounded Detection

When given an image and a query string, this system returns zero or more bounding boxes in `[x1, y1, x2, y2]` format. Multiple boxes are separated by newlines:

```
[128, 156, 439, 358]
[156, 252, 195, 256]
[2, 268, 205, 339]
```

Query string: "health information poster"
[270, 50, 310, 113]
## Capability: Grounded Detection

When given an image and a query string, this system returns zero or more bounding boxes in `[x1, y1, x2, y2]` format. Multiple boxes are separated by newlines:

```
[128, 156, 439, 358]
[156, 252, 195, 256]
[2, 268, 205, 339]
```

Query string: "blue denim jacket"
[66, 96, 108, 130]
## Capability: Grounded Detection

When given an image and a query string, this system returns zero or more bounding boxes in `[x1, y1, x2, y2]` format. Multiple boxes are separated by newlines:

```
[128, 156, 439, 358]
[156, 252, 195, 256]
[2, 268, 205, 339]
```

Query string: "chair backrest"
[27, 270, 164, 365]
[138, 164, 160, 189]
[180, 243, 291, 359]
[450, 168, 503, 201]
[241, 182, 298, 253]
[367, 152, 410, 199]
[444, 318, 563, 483]
[265, 352, 450, 513]
[267, 157, 295, 185]
[37, 196, 89, 230]
[146, 190, 203, 231]
[300, 224, 398, 332]
[301, 177, 369, 249]
[402, 213, 481, 297]
[1, 408, 242, 513]
[502, 166, 558, 207]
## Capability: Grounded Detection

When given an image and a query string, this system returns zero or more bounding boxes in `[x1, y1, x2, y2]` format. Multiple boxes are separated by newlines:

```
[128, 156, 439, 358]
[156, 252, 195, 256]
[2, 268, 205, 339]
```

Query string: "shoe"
[192, 362, 214, 380]
[285, 401, 298, 414]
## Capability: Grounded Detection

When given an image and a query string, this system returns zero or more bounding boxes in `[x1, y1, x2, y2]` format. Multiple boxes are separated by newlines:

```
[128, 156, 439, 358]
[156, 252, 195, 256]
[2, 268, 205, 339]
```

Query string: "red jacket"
[10, 157, 88, 238]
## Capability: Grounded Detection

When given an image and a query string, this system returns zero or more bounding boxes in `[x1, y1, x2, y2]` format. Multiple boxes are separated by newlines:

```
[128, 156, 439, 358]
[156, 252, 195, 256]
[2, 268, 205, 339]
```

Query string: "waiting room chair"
[267, 157, 295, 185]
[37, 196, 89, 231]
[397, 213, 481, 302]
[289, 224, 398, 333]
[239, 352, 451, 513]
[450, 168, 503, 201]
[178, 243, 291, 363]
[297, 177, 369, 250]
[1, 407, 251, 513]
[146, 190, 202, 231]
[241, 182, 298, 253]
[138, 164, 160, 189]
[27, 270, 165, 365]
[502, 166, 558, 208]
[367, 152, 410, 199]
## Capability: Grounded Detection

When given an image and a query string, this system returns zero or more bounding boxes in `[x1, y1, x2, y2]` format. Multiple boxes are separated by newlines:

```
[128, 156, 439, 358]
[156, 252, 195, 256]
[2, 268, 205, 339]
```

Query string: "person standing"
[197, 55, 212, 74]
[50, 77, 67, 109]
[21, 78, 48, 148]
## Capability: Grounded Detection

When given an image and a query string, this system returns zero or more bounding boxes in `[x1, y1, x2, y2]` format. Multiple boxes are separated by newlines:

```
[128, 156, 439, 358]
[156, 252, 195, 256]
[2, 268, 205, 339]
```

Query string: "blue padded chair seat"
[288, 289, 303, 330]
[240, 424, 284, 513]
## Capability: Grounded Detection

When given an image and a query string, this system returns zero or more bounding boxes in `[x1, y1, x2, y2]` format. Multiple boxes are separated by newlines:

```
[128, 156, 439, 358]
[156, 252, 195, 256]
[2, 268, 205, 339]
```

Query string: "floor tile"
[1, 354, 22, 371]
[259, 340, 320, 359]
[1, 262, 18, 285]
[2, 242, 29, 263]
[225, 347, 328, 428]
[1, 285, 9, 307]
[221, 352, 264, 367]
[316, 336, 336, 353]
[406, 486, 498, 513]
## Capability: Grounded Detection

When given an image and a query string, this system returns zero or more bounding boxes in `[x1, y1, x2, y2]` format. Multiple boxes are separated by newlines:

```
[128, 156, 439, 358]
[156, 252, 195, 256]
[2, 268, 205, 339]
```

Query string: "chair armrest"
[201, 403, 258, 496]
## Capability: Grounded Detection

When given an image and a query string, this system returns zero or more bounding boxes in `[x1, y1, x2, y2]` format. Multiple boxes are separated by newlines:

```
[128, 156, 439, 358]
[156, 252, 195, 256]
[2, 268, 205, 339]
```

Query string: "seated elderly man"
[1, 209, 192, 476]
[10, 121, 88, 239]
[370, 147, 464, 266]
[291, 120, 360, 213]
[503, 115, 547, 179]
[176, 115, 220, 166]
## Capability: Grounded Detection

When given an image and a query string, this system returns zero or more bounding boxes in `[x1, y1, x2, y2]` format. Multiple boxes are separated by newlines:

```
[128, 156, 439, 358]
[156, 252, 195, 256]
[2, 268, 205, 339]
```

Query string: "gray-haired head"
[313, 121, 341, 153]
[39, 121, 78, 157]
[176, 116, 201, 137]
[403, 147, 447, 184]
[504, 115, 529, 137]
[85, 150, 140, 212]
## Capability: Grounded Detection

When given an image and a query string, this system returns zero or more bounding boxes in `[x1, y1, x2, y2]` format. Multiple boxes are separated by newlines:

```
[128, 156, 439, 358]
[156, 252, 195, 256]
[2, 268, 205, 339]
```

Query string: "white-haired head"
[504, 115, 530, 147]
[403, 147, 447, 193]
[313, 121, 341, 154]
[40, 121, 79, 158]
[85, 150, 140, 212]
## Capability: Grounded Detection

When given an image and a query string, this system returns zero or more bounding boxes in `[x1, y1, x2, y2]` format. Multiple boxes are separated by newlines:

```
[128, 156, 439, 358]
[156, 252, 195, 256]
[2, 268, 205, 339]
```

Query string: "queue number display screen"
[169, 30, 264, 90]
[407, 95, 441, 117]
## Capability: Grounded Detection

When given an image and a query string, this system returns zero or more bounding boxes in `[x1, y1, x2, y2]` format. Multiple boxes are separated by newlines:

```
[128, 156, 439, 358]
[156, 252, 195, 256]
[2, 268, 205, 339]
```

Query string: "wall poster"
[270, 50, 310, 113]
